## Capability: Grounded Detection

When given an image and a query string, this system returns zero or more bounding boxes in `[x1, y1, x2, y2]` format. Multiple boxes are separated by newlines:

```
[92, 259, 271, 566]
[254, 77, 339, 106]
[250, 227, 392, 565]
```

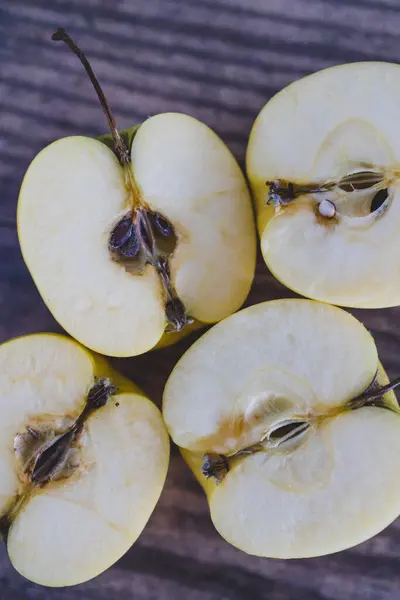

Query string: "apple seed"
[200, 374, 400, 485]
[266, 419, 310, 448]
[20, 378, 116, 487]
[370, 188, 389, 213]
[109, 215, 135, 250]
[338, 170, 385, 192]
[318, 199, 336, 218]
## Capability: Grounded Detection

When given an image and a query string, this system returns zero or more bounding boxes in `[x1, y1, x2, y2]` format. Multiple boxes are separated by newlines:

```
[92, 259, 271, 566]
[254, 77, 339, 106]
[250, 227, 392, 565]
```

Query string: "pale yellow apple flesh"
[163, 299, 400, 558]
[247, 62, 400, 308]
[0, 334, 169, 586]
[18, 113, 256, 357]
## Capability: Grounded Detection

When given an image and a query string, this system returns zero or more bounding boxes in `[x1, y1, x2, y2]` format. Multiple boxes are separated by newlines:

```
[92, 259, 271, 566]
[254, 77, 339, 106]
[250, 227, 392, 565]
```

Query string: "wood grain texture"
[1, 0, 400, 598]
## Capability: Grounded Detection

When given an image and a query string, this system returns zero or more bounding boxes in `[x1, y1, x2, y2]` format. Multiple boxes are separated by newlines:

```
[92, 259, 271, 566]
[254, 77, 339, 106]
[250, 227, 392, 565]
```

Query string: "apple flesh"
[0, 334, 169, 586]
[17, 30, 256, 357]
[163, 299, 400, 558]
[247, 62, 400, 308]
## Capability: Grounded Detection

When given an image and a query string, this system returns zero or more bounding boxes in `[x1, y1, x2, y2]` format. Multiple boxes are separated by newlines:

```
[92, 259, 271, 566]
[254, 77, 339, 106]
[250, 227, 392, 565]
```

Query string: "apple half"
[163, 299, 400, 558]
[247, 62, 400, 308]
[17, 29, 256, 357]
[0, 333, 169, 586]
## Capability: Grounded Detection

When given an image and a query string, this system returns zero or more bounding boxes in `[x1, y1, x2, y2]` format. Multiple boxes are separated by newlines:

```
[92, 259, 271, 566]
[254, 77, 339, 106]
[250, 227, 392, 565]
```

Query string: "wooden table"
[1, 1, 400, 598]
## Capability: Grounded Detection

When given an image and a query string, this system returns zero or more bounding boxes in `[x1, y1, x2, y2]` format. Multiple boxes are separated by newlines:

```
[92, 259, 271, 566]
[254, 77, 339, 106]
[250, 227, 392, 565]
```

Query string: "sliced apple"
[247, 62, 400, 308]
[0, 333, 169, 586]
[163, 299, 400, 558]
[17, 29, 255, 357]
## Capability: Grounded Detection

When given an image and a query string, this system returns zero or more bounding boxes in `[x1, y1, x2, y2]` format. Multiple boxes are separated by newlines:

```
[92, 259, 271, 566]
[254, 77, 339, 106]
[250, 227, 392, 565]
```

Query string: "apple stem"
[75, 378, 118, 429]
[358, 376, 400, 405]
[51, 28, 130, 165]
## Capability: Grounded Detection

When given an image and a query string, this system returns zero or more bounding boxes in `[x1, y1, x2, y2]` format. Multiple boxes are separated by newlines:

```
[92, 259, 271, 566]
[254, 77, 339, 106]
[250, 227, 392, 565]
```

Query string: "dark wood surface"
[2, 0, 400, 598]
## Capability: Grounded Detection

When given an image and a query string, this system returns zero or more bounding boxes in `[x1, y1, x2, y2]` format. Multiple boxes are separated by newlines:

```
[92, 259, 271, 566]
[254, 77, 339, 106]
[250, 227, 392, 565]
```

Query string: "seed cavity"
[109, 217, 134, 250]
[370, 188, 389, 213]
[16, 378, 117, 488]
[200, 373, 400, 488]
[109, 209, 192, 333]
[201, 419, 310, 485]
[266, 169, 389, 216]
[30, 429, 76, 486]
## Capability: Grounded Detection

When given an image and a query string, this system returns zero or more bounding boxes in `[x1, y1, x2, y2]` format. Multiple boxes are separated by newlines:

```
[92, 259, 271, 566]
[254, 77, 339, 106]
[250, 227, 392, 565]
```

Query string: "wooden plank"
[1, 1, 400, 598]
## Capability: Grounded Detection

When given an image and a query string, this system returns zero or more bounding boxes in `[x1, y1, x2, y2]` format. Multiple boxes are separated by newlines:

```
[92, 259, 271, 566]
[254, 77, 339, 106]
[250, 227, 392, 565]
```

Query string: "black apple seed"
[109, 217, 134, 250]
[154, 213, 174, 237]
[118, 230, 141, 258]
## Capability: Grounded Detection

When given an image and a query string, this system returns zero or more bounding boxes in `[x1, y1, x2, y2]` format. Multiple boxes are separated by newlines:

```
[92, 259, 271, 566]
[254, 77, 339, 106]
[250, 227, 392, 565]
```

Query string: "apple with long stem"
[0, 333, 169, 586]
[247, 62, 400, 308]
[18, 29, 256, 357]
[163, 299, 400, 558]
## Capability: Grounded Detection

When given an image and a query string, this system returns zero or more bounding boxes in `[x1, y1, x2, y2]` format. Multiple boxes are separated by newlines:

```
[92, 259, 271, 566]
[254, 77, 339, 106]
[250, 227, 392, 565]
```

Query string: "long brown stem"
[52, 28, 130, 165]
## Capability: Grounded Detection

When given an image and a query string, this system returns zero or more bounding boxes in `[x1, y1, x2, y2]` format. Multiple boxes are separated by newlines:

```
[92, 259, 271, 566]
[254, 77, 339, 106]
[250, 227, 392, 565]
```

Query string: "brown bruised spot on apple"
[52, 28, 192, 334]
[108, 209, 192, 332]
